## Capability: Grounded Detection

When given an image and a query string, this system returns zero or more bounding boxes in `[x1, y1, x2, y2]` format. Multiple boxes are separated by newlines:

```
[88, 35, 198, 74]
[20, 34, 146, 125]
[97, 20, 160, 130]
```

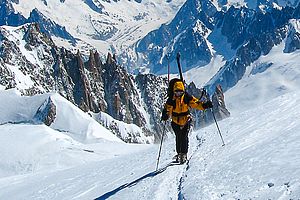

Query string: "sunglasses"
[174, 90, 184, 95]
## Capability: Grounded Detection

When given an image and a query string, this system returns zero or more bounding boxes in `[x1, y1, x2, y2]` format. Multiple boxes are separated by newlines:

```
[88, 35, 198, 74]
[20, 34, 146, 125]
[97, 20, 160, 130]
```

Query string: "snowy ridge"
[215, 0, 300, 9]
[1, 23, 55, 93]
[0, 89, 121, 143]
[92, 111, 154, 144]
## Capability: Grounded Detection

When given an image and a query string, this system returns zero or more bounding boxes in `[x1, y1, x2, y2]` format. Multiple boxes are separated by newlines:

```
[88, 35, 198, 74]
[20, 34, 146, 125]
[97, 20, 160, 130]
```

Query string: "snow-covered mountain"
[0, 22, 229, 143]
[219, 0, 300, 9]
[205, 3, 300, 94]
[1, 43, 300, 198]
[0, 22, 164, 143]
[2, 0, 300, 93]
[1, 0, 186, 56]
[1, 0, 300, 199]
[135, 0, 300, 82]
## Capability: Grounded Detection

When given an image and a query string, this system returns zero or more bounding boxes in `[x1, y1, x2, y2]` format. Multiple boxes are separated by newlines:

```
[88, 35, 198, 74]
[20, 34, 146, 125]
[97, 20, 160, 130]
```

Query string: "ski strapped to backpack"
[176, 52, 184, 81]
[166, 52, 185, 98]
[166, 54, 170, 83]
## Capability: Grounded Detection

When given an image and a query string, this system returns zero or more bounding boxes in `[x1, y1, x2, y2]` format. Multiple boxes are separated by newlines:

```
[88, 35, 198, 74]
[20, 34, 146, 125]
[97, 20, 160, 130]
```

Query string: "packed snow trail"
[95, 136, 197, 200]
[95, 131, 204, 200]
[96, 161, 182, 199]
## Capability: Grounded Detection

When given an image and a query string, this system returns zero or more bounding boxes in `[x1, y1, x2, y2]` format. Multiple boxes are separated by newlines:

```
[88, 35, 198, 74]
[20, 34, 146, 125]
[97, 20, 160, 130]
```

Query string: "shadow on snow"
[95, 161, 181, 200]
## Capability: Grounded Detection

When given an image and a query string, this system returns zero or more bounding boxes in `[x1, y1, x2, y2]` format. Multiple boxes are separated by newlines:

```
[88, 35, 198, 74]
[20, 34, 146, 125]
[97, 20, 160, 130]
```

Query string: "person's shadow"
[95, 161, 181, 200]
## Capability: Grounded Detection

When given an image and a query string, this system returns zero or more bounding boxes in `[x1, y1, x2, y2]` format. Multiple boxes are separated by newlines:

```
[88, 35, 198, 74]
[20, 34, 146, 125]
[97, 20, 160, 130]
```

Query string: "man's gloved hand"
[202, 100, 213, 109]
[161, 108, 169, 121]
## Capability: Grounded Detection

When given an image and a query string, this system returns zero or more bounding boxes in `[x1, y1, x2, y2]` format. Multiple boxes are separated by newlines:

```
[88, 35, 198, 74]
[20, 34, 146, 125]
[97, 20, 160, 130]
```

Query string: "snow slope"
[226, 41, 300, 114]
[1, 23, 300, 200]
[183, 91, 300, 199]
[0, 88, 125, 179]
[0, 89, 121, 143]
[1, 88, 300, 199]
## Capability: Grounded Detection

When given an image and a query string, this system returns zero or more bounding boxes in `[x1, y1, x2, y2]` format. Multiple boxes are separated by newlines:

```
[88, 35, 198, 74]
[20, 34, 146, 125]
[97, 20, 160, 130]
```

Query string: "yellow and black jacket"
[164, 92, 205, 126]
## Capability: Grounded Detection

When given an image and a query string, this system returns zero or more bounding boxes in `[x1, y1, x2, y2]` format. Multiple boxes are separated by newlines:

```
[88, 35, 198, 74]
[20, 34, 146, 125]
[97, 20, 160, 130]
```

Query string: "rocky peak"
[106, 52, 117, 65]
[212, 84, 230, 120]
[34, 96, 57, 126]
[102, 53, 144, 126]
[0, 21, 231, 144]
[27, 8, 76, 44]
[86, 50, 100, 78]
[206, 4, 299, 94]
[185, 82, 230, 129]
[0, 0, 26, 26]
[284, 19, 300, 53]
[23, 22, 55, 49]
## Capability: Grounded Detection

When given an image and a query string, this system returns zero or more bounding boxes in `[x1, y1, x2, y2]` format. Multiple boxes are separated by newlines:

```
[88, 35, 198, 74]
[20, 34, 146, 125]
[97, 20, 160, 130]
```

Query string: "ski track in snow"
[96, 136, 201, 200]
[95, 132, 203, 200]
[96, 162, 181, 199]
[96, 143, 193, 200]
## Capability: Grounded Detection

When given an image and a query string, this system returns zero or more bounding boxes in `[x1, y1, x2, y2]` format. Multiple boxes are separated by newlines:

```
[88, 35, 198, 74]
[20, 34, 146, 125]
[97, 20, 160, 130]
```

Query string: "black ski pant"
[171, 121, 191, 154]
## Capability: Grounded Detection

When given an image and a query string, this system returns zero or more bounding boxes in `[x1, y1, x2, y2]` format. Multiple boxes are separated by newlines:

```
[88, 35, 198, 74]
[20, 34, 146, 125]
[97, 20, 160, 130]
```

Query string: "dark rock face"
[0, 23, 171, 142]
[135, 73, 168, 141]
[0, 0, 26, 26]
[135, 0, 217, 74]
[100, 53, 148, 129]
[206, 5, 299, 94]
[212, 84, 230, 120]
[0, 1, 75, 43]
[34, 97, 57, 126]
[186, 82, 230, 129]
[0, 61, 16, 89]
[284, 20, 300, 53]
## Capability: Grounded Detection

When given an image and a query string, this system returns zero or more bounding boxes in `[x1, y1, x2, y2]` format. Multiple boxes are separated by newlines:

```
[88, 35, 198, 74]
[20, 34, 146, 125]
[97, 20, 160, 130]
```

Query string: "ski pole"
[204, 89, 225, 146]
[156, 121, 167, 171]
[211, 108, 225, 146]
[166, 54, 170, 83]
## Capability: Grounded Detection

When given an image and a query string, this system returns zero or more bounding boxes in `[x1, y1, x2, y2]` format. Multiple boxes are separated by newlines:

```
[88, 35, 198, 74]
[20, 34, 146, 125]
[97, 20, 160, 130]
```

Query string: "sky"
[1, 38, 300, 199]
